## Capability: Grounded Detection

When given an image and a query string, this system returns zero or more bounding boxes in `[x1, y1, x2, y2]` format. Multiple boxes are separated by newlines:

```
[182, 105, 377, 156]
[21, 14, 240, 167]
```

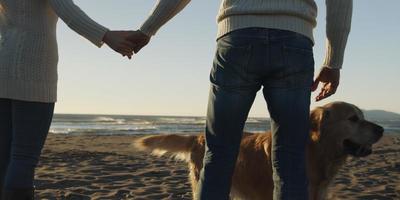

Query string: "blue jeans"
[0, 98, 54, 189]
[196, 28, 314, 200]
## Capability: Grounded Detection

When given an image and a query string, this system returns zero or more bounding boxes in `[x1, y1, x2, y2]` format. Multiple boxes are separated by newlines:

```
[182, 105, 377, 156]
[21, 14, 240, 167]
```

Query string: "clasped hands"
[102, 30, 151, 59]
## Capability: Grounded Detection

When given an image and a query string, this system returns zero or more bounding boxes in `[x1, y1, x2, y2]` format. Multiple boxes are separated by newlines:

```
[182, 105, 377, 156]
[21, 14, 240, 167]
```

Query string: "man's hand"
[103, 31, 135, 59]
[127, 30, 151, 54]
[312, 67, 341, 101]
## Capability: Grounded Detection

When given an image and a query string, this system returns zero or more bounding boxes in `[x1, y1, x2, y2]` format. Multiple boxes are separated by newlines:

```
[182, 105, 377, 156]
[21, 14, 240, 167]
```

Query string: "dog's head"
[311, 102, 384, 157]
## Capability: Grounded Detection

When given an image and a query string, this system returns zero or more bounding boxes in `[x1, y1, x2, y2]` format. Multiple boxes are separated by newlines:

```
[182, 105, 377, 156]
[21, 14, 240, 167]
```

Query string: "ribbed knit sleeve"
[323, 0, 353, 69]
[140, 0, 191, 36]
[49, 0, 109, 47]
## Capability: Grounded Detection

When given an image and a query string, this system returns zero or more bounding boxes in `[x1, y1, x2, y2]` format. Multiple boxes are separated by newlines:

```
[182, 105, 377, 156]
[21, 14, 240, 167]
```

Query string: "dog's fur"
[134, 102, 384, 200]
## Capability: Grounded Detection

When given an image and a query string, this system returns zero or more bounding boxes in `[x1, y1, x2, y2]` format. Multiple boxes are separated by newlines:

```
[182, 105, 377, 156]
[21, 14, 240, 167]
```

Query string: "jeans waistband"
[219, 27, 312, 44]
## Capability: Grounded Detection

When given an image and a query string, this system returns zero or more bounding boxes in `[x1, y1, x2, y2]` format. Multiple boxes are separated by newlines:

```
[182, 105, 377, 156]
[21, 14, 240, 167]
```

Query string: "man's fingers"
[315, 83, 327, 101]
[119, 49, 132, 56]
[122, 40, 136, 49]
[126, 38, 145, 53]
[106, 30, 150, 59]
[316, 92, 329, 101]
[311, 77, 320, 92]
[316, 88, 326, 101]
[122, 52, 133, 60]
[315, 84, 338, 101]
[133, 45, 145, 54]
[318, 90, 334, 101]
[118, 45, 134, 55]
[118, 48, 133, 58]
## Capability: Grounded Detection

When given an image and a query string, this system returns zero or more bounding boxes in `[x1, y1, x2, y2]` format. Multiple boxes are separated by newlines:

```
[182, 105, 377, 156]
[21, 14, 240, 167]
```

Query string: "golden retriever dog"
[134, 102, 384, 200]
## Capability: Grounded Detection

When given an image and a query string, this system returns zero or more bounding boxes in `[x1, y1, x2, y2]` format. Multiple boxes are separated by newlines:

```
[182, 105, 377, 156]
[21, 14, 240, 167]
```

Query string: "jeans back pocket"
[211, 35, 253, 89]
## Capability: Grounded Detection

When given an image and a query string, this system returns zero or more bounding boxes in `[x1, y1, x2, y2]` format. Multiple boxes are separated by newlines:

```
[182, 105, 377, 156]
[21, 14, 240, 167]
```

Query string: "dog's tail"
[134, 134, 198, 161]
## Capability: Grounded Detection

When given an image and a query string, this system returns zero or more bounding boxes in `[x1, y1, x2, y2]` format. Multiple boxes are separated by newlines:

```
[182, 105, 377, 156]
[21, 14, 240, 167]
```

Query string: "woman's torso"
[0, 0, 59, 83]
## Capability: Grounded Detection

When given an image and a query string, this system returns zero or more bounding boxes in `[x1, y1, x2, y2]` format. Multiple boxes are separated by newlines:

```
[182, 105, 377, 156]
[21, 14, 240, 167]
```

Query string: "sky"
[55, 0, 400, 117]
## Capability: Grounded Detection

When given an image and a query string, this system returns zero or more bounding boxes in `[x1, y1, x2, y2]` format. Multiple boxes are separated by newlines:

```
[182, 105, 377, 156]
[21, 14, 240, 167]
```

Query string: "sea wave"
[94, 117, 126, 124]
[49, 125, 158, 135]
[49, 114, 399, 136]
[157, 117, 206, 125]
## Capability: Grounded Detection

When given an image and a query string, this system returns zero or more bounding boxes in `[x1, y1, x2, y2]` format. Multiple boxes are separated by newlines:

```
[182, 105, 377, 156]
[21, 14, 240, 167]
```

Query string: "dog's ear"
[310, 107, 330, 132]
[310, 107, 330, 142]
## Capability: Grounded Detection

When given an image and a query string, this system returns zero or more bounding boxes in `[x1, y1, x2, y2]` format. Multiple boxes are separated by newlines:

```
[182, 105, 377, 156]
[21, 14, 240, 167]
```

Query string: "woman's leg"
[0, 99, 12, 190]
[4, 99, 54, 190]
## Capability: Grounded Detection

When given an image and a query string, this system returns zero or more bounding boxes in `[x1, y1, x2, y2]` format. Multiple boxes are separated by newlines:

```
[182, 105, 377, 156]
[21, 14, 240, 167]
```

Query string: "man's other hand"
[312, 67, 341, 101]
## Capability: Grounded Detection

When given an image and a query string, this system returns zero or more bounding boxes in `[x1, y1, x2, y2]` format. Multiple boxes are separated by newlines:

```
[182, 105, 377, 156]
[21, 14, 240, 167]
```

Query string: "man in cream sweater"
[129, 0, 353, 199]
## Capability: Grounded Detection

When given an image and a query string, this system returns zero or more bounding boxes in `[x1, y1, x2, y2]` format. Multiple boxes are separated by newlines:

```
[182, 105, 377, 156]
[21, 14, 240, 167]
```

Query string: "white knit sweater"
[140, 0, 353, 70]
[0, 0, 109, 103]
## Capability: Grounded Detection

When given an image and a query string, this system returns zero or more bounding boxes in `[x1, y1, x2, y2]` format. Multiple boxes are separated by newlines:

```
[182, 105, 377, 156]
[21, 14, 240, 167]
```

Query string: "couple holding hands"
[0, 0, 352, 199]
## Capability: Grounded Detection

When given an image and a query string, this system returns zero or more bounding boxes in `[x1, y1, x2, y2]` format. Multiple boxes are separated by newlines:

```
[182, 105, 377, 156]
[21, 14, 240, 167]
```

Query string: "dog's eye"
[348, 115, 359, 122]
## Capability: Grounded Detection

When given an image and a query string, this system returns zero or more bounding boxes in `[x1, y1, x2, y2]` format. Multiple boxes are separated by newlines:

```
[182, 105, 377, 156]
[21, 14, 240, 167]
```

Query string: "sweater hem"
[0, 79, 57, 103]
[217, 15, 315, 43]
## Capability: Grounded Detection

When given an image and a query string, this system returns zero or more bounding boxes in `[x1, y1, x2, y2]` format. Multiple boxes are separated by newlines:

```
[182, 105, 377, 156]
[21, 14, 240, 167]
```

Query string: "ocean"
[50, 114, 400, 136]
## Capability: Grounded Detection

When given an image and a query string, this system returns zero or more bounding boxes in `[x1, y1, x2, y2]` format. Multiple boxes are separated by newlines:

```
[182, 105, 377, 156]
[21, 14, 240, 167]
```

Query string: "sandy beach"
[35, 133, 400, 200]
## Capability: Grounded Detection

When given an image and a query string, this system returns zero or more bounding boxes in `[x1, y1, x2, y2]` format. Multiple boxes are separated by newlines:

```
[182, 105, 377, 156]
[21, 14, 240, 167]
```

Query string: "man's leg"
[263, 31, 315, 200]
[0, 99, 12, 191]
[4, 100, 54, 190]
[264, 84, 312, 200]
[196, 84, 257, 200]
[195, 29, 261, 200]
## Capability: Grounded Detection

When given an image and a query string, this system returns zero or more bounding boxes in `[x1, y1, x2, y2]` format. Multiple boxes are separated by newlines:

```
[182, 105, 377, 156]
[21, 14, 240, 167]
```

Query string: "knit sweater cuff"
[68, 18, 109, 48]
[139, 23, 157, 37]
[321, 38, 347, 69]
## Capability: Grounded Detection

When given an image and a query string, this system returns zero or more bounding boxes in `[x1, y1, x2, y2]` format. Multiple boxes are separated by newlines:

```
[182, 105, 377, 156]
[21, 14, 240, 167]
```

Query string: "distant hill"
[363, 110, 400, 121]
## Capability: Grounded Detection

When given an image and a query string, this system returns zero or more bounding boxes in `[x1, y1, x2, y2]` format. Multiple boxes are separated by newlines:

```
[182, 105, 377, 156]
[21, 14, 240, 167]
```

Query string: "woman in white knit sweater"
[0, 0, 134, 199]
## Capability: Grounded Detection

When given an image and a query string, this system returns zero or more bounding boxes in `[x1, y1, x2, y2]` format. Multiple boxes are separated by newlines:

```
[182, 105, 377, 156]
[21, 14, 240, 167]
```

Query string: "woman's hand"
[102, 31, 135, 59]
